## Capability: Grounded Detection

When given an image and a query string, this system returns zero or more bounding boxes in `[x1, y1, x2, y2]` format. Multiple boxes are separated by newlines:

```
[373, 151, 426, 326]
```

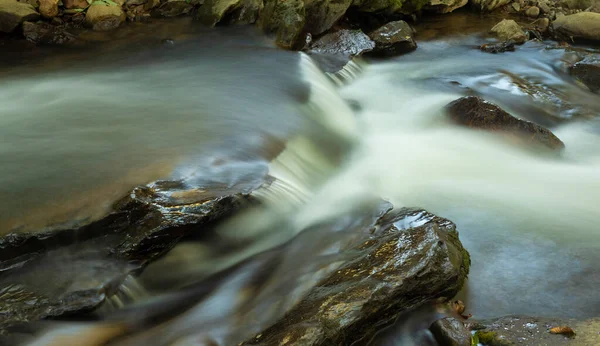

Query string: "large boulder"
[22, 21, 76, 44]
[303, 0, 352, 35]
[552, 12, 600, 42]
[196, 0, 262, 26]
[241, 208, 470, 346]
[0, 178, 257, 333]
[0, 0, 39, 33]
[423, 0, 468, 13]
[470, 0, 511, 11]
[446, 96, 565, 150]
[257, 0, 305, 49]
[309, 29, 375, 57]
[490, 19, 527, 44]
[85, 2, 125, 31]
[368, 20, 417, 57]
[570, 56, 600, 93]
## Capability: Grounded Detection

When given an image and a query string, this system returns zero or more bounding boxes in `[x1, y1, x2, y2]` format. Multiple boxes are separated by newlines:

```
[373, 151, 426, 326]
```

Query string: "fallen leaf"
[549, 326, 575, 336]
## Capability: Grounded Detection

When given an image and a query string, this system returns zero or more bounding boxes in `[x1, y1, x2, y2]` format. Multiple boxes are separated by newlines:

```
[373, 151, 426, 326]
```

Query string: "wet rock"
[472, 316, 600, 346]
[0, 0, 39, 33]
[471, 0, 511, 11]
[304, 0, 352, 35]
[241, 208, 470, 346]
[490, 19, 527, 44]
[423, 0, 468, 13]
[155, 0, 193, 17]
[85, 2, 125, 31]
[552, 12, 600, 42]
[368, 20, 417, 57]
[531, 17, 550, 33]
[22, 21, 76, 44]
[63, 0, 88, 9]
[197, 0, 262, 26]
[430, 318, 472, 346]
[526, 5, 540, 17]
[39, 0, 58, 18]
[480, 40, 515, 53]
[570, 56, 600, 93]
[0, 178, 257, 333]
[257, 0, 305, 49]
[446, 96, 565, 150]
[310, 29, 374, 57]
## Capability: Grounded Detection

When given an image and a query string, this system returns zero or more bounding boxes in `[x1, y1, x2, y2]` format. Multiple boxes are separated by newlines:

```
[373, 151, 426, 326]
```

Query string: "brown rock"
[531, 17, 550, 33]
[368, 20, 417, 57]
[85, 2, 125, 31]
[526, 5, 540, 17]
[38, 0, 58, 17]
[490, 19, 527, 44]
[63, 0, 88, 9]
[0, 0, 39, 32]
[445, 96, 565, 150]
[552, 12, 600, 42]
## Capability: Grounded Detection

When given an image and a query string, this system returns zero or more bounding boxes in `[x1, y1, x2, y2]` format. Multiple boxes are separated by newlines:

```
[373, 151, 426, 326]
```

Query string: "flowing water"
[1, 12, 600, 345]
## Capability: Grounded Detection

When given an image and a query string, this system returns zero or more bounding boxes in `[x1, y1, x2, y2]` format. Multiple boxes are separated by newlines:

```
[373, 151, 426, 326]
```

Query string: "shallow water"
[2, 11, 600, 345]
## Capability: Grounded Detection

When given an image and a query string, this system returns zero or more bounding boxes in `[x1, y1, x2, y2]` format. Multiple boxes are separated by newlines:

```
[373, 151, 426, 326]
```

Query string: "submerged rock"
[85, 2, 125, 31]
[430, 317, 472, 346]
[22, 21, 75, 44]
[490, 19, 527, 44]
[552, 12, 600, 42]
[241, 208, 470, 346]
[570, 56, 600, 93]
[480, 40, 515, 53]
[309, 29, 375, 57]
[0, 0, 39, 33]
[368, 20, 417, 57]
[0, 178, 257, 333]
[257, 0, 305, 49]
[446, 96, 565, 150]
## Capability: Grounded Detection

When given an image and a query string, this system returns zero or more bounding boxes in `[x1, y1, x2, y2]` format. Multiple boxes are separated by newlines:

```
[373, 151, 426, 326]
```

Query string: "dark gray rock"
[446, 96, 565, 150]
[480, 40, 516, 53]
[310, 29, 375, 57]
[570, 56, 600, 93]
[22, 21, 76, 44]
[368, 20, 417, 57]
[430, 318, 472, 346]
[0, 179, 258, 333]
[241, 208, 470, 346]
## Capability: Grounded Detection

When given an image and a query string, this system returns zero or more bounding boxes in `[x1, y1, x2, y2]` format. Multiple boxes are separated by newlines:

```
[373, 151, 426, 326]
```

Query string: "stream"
[1, 12, 600, 345]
